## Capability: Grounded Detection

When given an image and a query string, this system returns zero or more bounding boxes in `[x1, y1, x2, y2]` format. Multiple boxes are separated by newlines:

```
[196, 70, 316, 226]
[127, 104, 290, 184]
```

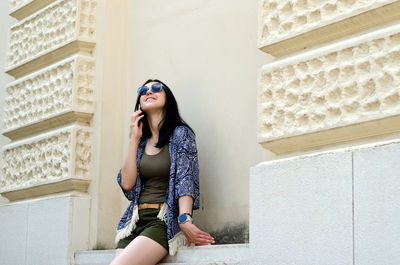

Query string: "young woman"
[110, 79, 214, 265]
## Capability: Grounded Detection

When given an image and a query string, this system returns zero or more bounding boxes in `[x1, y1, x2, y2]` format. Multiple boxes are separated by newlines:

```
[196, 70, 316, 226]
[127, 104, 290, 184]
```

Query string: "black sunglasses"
[137, 83, 163, 95]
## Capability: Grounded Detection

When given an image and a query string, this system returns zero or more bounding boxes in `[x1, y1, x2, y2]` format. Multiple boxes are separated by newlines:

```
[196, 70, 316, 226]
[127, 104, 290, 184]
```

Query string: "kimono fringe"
[157, 203, 167, 223]
[115, 205, 139, 244]
[168, 231, 187, 256]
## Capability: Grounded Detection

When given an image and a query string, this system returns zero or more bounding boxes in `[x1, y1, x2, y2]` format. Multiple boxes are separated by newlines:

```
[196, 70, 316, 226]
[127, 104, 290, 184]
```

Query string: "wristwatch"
[178, 213, 193, 224]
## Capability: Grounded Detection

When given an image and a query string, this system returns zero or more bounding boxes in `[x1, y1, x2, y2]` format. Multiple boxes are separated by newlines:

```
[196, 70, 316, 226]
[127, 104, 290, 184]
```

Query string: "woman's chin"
[141, 104, 163, 112]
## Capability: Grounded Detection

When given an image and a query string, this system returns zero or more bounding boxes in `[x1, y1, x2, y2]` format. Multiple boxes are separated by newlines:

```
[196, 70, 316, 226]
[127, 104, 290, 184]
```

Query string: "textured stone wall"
[3, 55, 95, 133]
[259, 27, 400, 147]
[259, 0, 394, 46]
[6, 0, 97, 77]
[0, 125, 91, 192]
[258, 0, 400, 56]
[253, 1, 400, 263]
[257, 1, 400, 154]
[1, 0, 97, 200]
[10, 1, 61, 21]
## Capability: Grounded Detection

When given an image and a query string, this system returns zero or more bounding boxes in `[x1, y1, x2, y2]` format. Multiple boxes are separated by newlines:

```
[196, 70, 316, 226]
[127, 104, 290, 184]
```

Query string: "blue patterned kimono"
[115, 125, 200, 255]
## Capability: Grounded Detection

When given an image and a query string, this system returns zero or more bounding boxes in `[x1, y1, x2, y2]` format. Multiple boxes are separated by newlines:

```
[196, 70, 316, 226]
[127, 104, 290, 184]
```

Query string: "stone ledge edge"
[0, 178, 90, 201]
[9, 0, 56, 20]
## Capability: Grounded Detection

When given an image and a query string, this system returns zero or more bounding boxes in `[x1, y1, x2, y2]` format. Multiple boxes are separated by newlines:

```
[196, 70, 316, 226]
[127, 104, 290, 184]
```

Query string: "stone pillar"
[0, 0, 107, 264]
[88, 0, 128, 250]
[251, 1, 400, 264]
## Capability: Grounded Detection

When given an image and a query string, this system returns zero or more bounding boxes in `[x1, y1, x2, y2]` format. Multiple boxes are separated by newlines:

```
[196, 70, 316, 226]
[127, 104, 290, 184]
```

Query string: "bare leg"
[110, 248, 124, 263]
[110, 236, 168, 265]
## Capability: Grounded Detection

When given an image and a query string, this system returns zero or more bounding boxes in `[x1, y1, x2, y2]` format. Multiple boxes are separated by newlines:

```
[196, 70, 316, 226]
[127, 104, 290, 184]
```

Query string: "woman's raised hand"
[179, 222, 215, 247]
[130, 109, 144, 141]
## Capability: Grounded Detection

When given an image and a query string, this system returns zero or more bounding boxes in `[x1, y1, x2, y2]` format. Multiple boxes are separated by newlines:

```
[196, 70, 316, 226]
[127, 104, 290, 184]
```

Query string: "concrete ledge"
[74, 250, 115, 265]
[74, 244, 249, 265]
[162, 244, 249, 264]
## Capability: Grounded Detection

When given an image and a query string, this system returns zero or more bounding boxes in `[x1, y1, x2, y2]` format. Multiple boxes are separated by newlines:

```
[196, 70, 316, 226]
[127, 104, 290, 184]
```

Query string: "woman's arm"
[120, 138, 139, 190]
[175, 126, 213, 245]
[178, 195, 215, 246]
[120, 109, 144, 191]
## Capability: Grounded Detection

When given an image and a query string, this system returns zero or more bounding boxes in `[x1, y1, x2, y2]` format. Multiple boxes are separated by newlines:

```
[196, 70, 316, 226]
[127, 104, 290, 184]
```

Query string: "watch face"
[178, 214, 187, 223]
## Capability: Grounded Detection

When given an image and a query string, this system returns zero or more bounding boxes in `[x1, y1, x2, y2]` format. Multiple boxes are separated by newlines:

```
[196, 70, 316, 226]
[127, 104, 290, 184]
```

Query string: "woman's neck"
[146, 110, 163, 143]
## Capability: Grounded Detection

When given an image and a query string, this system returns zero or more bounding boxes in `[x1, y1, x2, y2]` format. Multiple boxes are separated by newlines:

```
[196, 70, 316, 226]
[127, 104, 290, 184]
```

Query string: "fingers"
[185, 234, 211, 247]
[197, 235, 215, 244]
[135, 114, 144, 125]
[192, 226, 213, 240]
[186, 228, 214, 245]
[129, 110, 144, 140]
[131, 110, 143, 122]
[198, 230, 212, 237]
[180, 223, 215, 247]
[194, 236, 214, 245]
[130, 113, 144, 128]
[197, 234, 214, 240]
[191, 237, 213, 245]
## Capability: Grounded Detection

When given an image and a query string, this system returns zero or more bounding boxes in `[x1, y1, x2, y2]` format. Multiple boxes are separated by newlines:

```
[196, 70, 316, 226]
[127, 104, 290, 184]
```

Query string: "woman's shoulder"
[172, 125, 195, 141]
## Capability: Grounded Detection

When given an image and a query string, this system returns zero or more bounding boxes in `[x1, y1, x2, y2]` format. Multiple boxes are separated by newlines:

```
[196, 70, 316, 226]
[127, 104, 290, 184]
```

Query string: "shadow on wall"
[210, 223, 248, 244]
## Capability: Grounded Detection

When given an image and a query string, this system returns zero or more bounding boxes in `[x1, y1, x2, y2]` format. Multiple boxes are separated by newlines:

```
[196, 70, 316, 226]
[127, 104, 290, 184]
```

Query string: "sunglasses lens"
[138, 86, 148, 95]
[138, 83, 162, 95]
[152, 83, 162, 92]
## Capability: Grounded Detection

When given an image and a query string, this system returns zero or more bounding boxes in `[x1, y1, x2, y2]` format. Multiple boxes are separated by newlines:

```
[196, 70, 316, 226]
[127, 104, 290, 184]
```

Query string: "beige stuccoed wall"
[115, 0, 273, 240]
[90, 0, 130, 249]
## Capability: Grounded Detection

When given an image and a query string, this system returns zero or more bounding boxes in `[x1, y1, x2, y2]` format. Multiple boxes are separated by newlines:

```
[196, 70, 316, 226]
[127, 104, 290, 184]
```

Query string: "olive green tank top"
[138, 143, 170, 204]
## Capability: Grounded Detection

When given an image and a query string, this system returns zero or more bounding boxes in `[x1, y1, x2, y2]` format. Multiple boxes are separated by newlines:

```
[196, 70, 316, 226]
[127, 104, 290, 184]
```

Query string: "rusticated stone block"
[0, 124, 92, 200]
[3, 55, 95, 139]
[9, 0, 56, 20]
[258, 25, 400, 154]
[259, 0, 400, 56]
[6, 0, 97, 77]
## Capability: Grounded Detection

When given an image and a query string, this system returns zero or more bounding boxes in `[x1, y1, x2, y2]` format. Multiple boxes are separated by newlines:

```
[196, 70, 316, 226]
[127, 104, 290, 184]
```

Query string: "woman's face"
[139, 81, 167, 113]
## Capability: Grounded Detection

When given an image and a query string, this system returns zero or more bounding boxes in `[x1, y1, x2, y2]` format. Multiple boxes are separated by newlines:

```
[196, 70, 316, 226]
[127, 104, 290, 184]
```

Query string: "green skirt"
[116, 208, 168, 251]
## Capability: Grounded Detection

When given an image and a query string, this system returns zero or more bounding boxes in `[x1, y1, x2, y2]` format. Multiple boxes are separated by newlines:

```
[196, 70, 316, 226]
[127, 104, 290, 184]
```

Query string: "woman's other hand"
[130, 109, 144, 141]
[179, 222, 215, 247]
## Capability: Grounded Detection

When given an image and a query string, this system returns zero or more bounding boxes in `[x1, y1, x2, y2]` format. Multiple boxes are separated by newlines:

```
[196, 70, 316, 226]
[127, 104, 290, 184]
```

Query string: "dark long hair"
[134, 79, 194, 148]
